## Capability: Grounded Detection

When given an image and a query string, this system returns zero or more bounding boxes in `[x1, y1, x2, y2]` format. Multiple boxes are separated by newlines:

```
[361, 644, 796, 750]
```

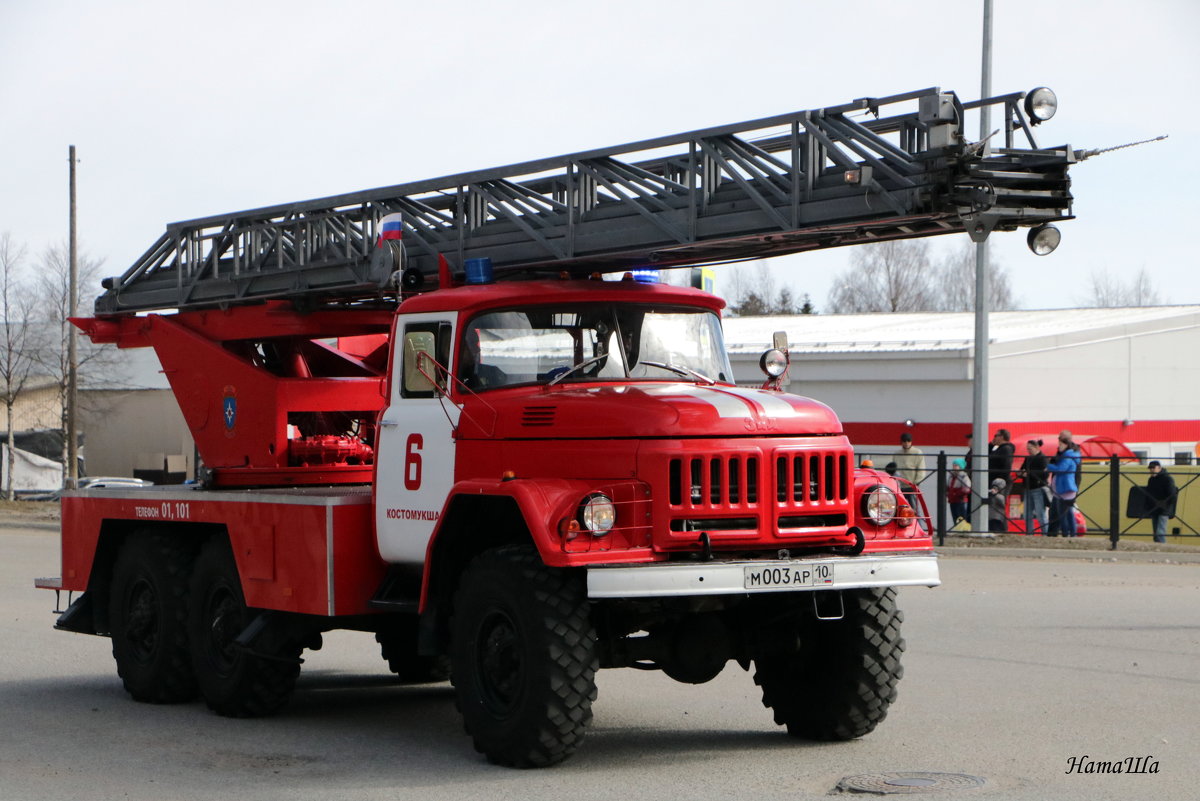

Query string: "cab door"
[374, 314, 458, 565]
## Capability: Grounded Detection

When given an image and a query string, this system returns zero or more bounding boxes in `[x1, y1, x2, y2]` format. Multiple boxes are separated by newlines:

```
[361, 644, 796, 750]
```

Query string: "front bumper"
[586, 552, 939, 599]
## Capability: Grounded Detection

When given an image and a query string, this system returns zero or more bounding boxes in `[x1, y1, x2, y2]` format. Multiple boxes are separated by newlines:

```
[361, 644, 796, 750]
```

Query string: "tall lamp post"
[971, 0, 993, 532]
[67, 146, 79, 486]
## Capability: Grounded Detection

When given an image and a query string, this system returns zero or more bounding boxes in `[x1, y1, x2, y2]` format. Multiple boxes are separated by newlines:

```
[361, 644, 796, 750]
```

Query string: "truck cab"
[359, 273, 938, 765]
[376, 274, 929, 572]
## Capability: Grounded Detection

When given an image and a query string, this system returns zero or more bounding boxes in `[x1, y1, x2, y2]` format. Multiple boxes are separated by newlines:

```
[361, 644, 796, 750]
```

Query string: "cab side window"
[401, 322, 451, 399]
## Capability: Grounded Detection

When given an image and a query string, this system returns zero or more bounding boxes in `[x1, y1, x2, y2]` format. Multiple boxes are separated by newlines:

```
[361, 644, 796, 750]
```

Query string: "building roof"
[722, 305, 1200, 356]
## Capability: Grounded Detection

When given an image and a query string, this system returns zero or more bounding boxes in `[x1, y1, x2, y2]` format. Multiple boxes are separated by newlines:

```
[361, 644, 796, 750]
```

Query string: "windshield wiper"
[637, 361, 715, 385]
[547, 354, 609, 386]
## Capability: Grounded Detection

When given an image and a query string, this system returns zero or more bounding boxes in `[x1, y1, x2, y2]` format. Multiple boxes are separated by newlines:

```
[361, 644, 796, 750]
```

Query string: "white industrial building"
[723, 305, 1200, 464]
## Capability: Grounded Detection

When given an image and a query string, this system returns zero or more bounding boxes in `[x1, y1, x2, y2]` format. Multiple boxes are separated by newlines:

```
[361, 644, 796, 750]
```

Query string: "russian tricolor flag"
[377, 213, 403, 245]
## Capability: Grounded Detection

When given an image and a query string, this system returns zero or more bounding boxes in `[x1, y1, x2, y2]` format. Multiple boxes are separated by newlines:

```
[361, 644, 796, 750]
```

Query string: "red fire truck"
[38, 86, 1074, 766]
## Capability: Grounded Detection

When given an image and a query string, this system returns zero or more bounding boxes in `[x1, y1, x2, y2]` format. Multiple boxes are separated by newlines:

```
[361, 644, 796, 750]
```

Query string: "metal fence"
[856, 451, 1199, 549]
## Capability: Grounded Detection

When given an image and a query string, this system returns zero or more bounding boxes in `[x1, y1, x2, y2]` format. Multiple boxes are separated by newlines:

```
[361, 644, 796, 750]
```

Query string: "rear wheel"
[188, 538, 300, 717]
[450, 546, 597, 767]
[108, 531, 198, 703]
[754, 587, 905, 740]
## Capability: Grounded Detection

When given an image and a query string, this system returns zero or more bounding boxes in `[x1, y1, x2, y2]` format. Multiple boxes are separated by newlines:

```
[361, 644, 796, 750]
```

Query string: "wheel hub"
[125, 579, 158, 661]
[206, 589, 242, 670]
[476, 610, 523, 714]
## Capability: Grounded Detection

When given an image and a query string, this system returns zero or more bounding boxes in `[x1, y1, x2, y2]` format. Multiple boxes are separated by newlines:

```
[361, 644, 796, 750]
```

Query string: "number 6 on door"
[404, 433, 423, 490]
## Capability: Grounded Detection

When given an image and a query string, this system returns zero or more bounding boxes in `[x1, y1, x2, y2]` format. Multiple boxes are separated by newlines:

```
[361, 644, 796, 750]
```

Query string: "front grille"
[661, 445, 854, 551]
[662, 443, 859, 551]
[668, 455, 759, 507]
[774, 452, 850, 504]
[666, 449, 849, 510]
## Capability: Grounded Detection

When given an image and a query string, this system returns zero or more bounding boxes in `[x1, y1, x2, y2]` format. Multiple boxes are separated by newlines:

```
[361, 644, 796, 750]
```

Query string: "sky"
[2, 0, 1198, 313]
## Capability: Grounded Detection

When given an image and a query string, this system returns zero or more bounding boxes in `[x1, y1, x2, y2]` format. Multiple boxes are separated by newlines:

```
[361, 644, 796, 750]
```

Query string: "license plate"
[743, 563, 834, 590]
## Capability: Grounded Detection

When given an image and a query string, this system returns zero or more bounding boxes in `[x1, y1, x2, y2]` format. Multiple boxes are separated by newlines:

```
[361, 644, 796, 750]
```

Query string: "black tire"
[108, 531, 198, 703]
[187, 538, 300, 717]
[450, 546, 598, 767]
[376, 618, 451, 684]
[754, 587, 905, 741]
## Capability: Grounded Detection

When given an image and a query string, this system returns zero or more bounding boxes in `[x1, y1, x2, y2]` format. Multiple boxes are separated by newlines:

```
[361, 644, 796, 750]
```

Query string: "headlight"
[1027, 224, 1061, 256]
[580, 494, 616, 535]
[862, 485, 898, 526]
[759, 348, 789, 378]
[1024, 86, 1058, 124]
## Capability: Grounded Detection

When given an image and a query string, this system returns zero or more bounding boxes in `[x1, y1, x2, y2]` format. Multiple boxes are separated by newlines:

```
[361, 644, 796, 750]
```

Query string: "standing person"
[892, 432, 924, 506]
[988, 429, 1015, 491]
[964, 432, 979, 519]
[987, 478, 1008, 533]
[1047, 433, 1082, 537]
[1021, 439, 1049, 533]
[1145, 461, 1178, 544]
[947, 458, 971, 525]
[987, 429, 1015, 527]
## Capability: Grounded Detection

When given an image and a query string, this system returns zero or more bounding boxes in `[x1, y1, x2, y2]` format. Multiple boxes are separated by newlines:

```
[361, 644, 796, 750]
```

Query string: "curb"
[936, 546, 1200, 564]
[0, 520, 60, 532]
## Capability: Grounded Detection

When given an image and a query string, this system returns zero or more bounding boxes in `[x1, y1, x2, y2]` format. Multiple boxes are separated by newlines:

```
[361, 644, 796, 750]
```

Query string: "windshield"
[457, 303, 732, 391]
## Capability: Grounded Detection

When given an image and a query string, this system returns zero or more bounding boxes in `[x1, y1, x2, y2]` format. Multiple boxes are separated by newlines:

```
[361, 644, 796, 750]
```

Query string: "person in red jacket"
[947, 458, 971, 525]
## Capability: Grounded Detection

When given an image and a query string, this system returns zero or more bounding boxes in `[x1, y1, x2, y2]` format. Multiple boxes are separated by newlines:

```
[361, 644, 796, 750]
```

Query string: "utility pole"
[971, 0, 993, 532]
[67, 145, 79, 486]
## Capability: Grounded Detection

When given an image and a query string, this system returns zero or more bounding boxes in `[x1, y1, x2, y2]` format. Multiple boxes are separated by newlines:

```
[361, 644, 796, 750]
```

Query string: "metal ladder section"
[95, 87, 1075, 315]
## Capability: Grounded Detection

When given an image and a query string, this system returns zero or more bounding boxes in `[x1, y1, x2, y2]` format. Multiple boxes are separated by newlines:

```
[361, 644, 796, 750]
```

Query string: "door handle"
[379, 419, 399, 427]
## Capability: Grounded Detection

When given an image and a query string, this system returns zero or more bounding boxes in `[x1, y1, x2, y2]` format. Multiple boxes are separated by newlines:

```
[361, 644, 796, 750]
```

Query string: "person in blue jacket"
[1047, 430, 1082, 537]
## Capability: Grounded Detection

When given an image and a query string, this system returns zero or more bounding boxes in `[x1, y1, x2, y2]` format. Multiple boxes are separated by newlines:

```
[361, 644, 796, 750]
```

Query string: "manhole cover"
[836, 772, 986, 795]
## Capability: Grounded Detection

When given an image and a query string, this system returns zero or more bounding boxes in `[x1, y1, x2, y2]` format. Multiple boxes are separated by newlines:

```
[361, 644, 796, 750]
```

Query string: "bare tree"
[827, 239, 937, 313]
[725, 261, 815, 316]
[935, 242, 1017, 311]
[776, 286, 796, 315]
[0, 234, 43, 499]
[728, 261, 775, 315]
[1083, 267, 1161, 307]
[827, 239, 1018, 313]
[729, 261, 772, 315]
[36, 243, 121, 481]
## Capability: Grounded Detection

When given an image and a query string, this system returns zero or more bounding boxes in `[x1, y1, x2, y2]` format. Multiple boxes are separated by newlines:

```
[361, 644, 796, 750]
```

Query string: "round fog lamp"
[1024, 86, 1058, 123]
[759, 348, 789, 378]
[1027, 224, 1061, 256]
[581, 494, 616, 535]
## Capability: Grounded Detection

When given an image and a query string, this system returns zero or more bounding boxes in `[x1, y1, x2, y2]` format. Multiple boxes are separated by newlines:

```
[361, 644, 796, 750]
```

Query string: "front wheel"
[187, 538, 300, 717]
[450, 546, 598, 767]
[754, 587, 905, 741]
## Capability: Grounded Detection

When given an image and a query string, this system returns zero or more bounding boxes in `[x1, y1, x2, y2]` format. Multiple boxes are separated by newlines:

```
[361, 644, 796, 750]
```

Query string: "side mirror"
[403, 331, 438, 393]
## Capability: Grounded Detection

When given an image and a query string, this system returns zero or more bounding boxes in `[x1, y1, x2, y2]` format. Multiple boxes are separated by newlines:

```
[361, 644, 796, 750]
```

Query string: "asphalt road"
[4, 527, 1198, 801]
